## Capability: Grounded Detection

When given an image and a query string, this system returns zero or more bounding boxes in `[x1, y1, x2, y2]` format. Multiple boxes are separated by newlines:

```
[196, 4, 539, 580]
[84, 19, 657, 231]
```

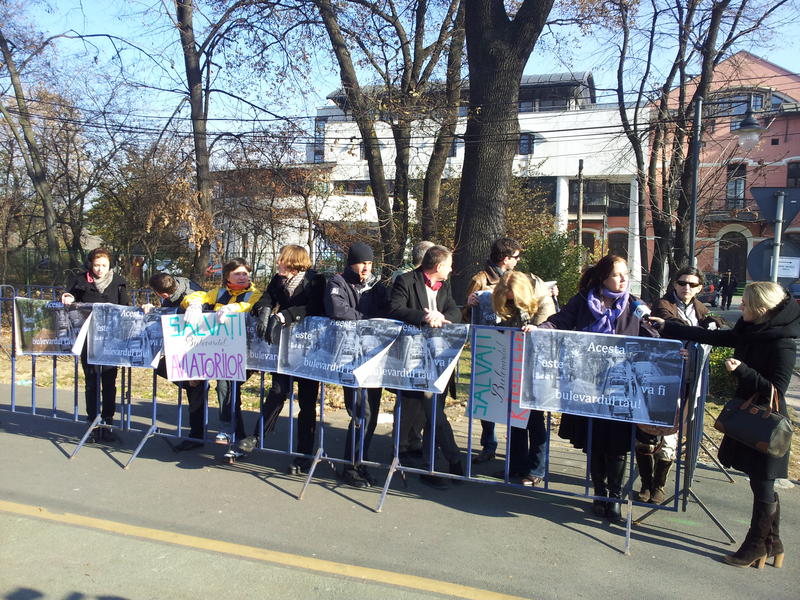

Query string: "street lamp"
[688, 97, 766, 267]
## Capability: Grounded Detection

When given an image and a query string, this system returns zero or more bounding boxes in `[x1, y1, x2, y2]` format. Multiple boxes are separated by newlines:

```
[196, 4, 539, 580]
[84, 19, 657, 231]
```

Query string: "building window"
[359, 142, 366, 160]
[519, 100, 534, 113]
[458, 104, 468, 117]
[719, 93, 763, 130]
[788, 162, 800, 188]
[448, 137, 461, 158]
[607, 233, 628, 259]
[607, 183, 630, 217]
[726, 163, 746, 209]
[568, 179, 608, 214]
[518, 133, 534, 155]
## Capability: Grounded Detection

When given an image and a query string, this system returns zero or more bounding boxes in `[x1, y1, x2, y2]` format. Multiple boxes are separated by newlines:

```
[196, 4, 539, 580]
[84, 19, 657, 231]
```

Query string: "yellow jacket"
[181, 283, 262, 313]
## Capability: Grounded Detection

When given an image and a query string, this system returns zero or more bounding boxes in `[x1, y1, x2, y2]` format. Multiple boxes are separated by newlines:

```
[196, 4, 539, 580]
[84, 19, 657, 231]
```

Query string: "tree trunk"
[0, 29, 62, 283]
[176, 0, 213, 283]
[452, 0, 553, 300]
[391, 121, 412, 269]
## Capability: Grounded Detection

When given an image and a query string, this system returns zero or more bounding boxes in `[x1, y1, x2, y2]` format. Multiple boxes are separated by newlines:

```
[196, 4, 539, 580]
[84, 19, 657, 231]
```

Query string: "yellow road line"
[0, 499, 529, 600]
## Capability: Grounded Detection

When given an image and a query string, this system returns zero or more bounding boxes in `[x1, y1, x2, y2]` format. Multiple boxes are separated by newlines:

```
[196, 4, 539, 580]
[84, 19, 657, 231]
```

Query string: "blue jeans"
[509, 411, 547, 477]
[480, 419, 498, 453]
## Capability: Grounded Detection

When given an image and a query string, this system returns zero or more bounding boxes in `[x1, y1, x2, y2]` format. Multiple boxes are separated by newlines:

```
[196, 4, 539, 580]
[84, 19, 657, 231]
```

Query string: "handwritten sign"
[161, 313, 247, 381]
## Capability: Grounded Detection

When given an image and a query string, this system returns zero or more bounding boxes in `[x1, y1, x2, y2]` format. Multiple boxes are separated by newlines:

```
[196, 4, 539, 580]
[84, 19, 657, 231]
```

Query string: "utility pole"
[577, 159, 584, 248]
[770, 191, 785, 282]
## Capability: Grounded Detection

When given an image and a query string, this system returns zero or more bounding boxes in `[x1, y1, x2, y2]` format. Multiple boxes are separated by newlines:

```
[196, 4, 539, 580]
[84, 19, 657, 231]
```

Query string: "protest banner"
[520, 329, 684, 427]
[161, 312, 247, 381]
[13, 297, 92, 355]
[467, 327, 529, 427]
[279, 317, 401, 386]
[245, 314, 279, 373]
[363, 322, 469, 394]
[86, 304, 169, 368]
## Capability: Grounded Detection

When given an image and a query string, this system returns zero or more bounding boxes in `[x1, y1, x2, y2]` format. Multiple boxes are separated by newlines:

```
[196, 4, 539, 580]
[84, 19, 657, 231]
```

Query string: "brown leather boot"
[723, 499, 775, 568]
[635, 450, 654, 502]
[650, 459, 672, 504]
[765, 493, 784, 568]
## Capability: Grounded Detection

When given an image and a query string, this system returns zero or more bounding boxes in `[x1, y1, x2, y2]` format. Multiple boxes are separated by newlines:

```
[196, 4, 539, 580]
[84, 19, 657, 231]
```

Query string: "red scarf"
[423, 272, 442, 291]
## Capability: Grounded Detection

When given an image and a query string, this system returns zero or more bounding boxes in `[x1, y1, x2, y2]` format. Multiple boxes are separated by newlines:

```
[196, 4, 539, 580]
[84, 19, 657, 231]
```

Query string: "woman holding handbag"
[651, 281, 799, 568]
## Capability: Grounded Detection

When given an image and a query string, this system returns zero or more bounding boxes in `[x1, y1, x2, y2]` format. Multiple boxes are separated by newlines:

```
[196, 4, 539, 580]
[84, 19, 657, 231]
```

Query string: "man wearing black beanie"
[324, 241, 389, 487]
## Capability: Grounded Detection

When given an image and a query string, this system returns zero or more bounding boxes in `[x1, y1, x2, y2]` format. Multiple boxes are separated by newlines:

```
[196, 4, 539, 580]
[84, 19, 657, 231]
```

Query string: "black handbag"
[714, 385, 793, 458]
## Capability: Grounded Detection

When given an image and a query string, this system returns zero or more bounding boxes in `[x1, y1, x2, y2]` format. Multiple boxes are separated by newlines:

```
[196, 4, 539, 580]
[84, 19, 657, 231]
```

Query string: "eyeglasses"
[676, 280, 701, 288]
[510, 254, 521, 260]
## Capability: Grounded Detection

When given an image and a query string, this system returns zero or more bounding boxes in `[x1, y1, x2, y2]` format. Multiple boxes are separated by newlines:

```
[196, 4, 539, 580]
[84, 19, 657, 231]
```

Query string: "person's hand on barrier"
[423, 308, 451, 328]
[184, 301, 203, 326]
[217, 304, 238, 322]
[521, 324, 537, 333]
[61, 292, 75, 305]
[725, 358, 741, 372]
[467, 292, 479, 306]
[679, 348, 689, 360]
[255, 309, 271, 340]
[141, 303, 155, 314]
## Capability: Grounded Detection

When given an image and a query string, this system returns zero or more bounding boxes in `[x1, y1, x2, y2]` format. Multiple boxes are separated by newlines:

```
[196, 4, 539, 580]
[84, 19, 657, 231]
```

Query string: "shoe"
[472, 449, 496, 464]
[419, 474, 448, 490]
[223, 449, 244, 464]
[723, 499, 774, 568]
[286, 457, 312, 475]
[357, 465, 375, 486]
[592, 499, 608, 517]
[650, 459, 673, 504]
[398, 451, 423, 467]
[605, 496, 625, 525]
[765, 493, 784, 568]
[341, 467, 370, 488]
[174, 440, 204, 452]
[86, 428, 100, 444]
[100, 427, 119, 443]
[635, 450, 654, 502]
[237, 435, 258, 454]
[492, 469, 526, 480]
[449, 461, 465, 485]
[521, 475, 542, 487]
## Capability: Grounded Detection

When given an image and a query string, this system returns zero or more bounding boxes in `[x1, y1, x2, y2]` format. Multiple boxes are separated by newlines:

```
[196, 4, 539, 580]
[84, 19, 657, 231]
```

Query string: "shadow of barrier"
[0, 286, 735, 554]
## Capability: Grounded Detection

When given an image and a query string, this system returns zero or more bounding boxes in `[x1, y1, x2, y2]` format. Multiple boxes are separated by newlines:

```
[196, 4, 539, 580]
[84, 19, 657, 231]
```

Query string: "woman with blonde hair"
[492, 271, 556, 485]
[652, 281, 799, 568]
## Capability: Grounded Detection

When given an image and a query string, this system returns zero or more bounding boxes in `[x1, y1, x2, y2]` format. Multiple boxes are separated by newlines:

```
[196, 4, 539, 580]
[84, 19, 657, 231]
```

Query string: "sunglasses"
[676, 280, 701, 288]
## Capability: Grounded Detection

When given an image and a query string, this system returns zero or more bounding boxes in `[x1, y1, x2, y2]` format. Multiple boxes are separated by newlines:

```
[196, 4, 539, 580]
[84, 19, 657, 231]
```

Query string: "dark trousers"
[479, 419, 498, 453]
[81, 351, 117, 422]
[403, 391, 460, 466]
[509, 410, 547, 477]
[156, 359, 207, 439]
[343, 387, 382, 463]
[256, 374, 319, 456]
[722, 293, 735, 310]
[395, 391, 425, 453]
[217, 379, 246, 439]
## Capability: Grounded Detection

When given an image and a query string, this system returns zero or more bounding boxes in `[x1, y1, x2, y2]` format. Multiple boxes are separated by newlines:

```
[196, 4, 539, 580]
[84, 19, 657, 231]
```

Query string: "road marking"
[0, 499, 528, 600]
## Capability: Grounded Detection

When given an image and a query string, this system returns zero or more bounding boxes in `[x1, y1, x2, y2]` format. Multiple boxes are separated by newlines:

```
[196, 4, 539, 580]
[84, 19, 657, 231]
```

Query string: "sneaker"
[341, 467, 370, 488]
[174, 440, 204, 452]
[100, 427, 119, 443]
[215, 432, 231, 445]
[286, 457, 312, 475]
[236, 435, 258, 453]
[223, 448, 244, 464]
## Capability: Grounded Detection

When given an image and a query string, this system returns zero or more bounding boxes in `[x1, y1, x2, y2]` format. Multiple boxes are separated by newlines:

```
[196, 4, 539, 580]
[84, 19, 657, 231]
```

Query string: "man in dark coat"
[388, 245, 464, 489]
[719, 271, 738, 310]
[324, 241, 389, 487]
[146, 273, 207, 451]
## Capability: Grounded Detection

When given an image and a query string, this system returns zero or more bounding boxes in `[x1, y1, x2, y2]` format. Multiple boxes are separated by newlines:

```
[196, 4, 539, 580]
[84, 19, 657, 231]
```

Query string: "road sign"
[747, 238, 800, 282]
[750, 187, 800, 229]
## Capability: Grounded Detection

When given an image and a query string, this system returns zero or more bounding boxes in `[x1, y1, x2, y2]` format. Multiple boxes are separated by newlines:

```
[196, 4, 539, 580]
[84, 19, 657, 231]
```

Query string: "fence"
[0, 286, 724, 554]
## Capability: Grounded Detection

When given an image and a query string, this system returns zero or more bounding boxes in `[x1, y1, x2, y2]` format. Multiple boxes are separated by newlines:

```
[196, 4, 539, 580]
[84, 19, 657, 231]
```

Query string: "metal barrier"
[0, 288, 714, 554]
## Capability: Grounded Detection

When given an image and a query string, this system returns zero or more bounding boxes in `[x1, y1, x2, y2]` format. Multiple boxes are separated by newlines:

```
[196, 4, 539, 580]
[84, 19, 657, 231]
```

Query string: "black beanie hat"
[347, 242, 374, 265]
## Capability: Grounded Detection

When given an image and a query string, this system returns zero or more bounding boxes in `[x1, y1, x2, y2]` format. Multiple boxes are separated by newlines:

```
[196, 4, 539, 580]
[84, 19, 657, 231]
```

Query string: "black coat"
[160, 277, 203, 311]
[540, 291, 658, 454]
[65, 271, 130, 306]
[324, 270, 389, 320]
[251, 270, 325, 323]
[388, 268, 462, 326]
[663, 299, 800, 479]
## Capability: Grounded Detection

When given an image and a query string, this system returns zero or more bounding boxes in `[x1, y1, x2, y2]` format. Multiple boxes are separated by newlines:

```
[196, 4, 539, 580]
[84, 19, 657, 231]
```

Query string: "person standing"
[324, 241, 389, 487]
[651, 282, 798, 568]
[463, 237, 522, 464]
[182, 258, 262, 461]
[61, 247, 130, 443]
[539, 254, 659, 523]
[389, 245, 464, 489]
[236, 245, 325, 473]
[639, 267, 726, 502]
[719, 271, 738, 311]
[491, 271, 556, 485]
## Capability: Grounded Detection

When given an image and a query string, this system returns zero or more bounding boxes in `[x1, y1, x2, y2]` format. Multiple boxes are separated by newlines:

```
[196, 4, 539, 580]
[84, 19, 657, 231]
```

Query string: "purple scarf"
[585, 287, 629, 334]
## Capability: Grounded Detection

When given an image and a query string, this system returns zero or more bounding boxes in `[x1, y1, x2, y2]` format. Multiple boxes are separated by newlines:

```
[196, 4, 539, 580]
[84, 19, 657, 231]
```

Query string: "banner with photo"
[467, 326, 529, 428]
[278, 317, 402, 387]
[520, 329, 684, 427]
[13, 297, 92, 355]
[360, 322, 469, 394]
[161, 312, 248, 382]
[86, 304, 171, 368]
[244, 314, 280, 373]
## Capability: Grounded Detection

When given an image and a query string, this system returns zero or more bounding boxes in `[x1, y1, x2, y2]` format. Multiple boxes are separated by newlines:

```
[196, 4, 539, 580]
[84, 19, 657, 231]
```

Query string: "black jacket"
[160, 277, 203, 311]
[663, 299, 800, 479]
[388, 268, 462, 326]
[251, 270, 325, 323]
[65, 271, 130, 306]
[324, 270, 389, 320]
